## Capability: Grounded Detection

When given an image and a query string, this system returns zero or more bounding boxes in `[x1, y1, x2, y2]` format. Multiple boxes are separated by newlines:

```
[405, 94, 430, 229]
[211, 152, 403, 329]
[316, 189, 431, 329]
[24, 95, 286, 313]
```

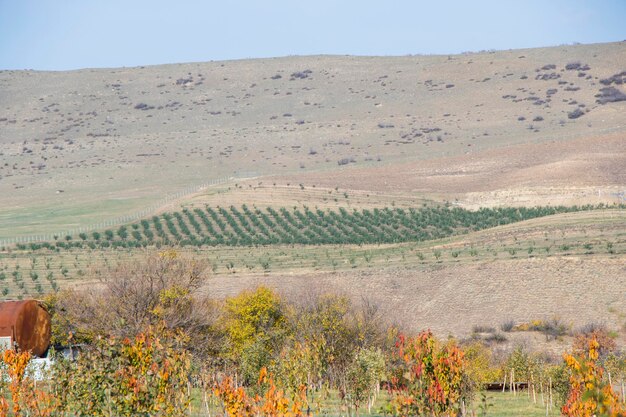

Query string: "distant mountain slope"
[0, 41, 625, 237]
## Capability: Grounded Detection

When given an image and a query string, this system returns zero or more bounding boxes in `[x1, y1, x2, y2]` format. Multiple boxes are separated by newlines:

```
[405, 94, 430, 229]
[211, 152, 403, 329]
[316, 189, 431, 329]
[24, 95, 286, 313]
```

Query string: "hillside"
[1, 42, 625, 239]
[1, 42, 625, 344]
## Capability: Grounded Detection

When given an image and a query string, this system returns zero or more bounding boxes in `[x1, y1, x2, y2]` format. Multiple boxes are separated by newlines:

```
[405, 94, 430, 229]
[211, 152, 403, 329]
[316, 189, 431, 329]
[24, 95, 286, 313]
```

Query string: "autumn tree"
[220, 286, 289, 384]
[45, 251, 218, 360]
[1, 349, 58, 417]
[213, 367, 307, 417]
[51, 325, 191, 417]
[388, 331, 468, 417]
[573, 324, 617, 359]
[462, 341, 502, 397]
[562, 336, 626, 417]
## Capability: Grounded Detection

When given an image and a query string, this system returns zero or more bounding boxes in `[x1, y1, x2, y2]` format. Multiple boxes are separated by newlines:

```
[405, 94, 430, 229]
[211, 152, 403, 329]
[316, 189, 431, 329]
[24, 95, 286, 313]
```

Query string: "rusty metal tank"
[0, 300, 51, 357]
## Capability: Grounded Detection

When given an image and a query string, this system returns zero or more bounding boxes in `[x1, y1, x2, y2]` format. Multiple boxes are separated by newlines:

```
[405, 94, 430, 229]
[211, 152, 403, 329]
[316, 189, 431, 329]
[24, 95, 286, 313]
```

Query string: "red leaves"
[389, 331, 467, 417]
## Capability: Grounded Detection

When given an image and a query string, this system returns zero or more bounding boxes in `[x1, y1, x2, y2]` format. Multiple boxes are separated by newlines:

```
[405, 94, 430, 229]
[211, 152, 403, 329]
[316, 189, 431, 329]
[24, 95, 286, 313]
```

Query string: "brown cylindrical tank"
[0, 300, 51, 357]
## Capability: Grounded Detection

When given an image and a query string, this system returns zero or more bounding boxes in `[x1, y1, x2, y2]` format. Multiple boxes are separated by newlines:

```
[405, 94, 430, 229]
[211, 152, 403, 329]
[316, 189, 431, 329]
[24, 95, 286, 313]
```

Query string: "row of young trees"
[1, 252, 625, 416]
[19, 204, 619, 251]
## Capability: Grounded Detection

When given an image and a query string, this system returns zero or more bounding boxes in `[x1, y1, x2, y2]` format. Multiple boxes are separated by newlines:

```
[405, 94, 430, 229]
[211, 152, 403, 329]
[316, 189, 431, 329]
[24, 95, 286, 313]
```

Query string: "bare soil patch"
[271, 133, 626, 207]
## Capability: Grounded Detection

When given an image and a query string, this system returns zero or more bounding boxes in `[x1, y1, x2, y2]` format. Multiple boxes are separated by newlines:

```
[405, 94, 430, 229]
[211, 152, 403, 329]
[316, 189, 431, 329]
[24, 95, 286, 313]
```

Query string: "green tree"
[346, 348, 385, 416]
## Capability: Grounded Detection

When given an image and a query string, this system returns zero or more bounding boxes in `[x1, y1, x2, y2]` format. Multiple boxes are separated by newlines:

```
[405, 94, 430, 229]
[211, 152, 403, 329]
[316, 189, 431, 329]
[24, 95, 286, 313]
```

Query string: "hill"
[1, 42, 625, 238]
[1, 42, 625, 344]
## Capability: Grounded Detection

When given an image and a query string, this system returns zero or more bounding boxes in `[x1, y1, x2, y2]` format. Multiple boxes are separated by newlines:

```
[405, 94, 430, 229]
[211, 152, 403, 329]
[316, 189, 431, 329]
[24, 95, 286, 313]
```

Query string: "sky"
[1, 0, 625, 71]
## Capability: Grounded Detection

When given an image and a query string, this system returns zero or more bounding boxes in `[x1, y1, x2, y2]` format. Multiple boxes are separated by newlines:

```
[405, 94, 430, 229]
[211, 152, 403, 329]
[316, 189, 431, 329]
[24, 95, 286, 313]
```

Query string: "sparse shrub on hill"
[536, 72, 560, 81]
[599, 71, 626, 86]
[568, 108, 585, 119]
[290, 69, 312, 80]
[337, 157, 352, 166]
[472, 325, 496, 334]
[500, 320, 516, 332]
[513, 317, 571, 341]
[566, 62, 582, 70]
[134, 102, 154, 110]
[595, 87, 626, 104]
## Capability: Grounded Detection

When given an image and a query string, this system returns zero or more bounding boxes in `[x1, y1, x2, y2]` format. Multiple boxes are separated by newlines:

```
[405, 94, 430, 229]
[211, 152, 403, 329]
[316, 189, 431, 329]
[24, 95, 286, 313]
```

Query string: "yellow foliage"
[213, 367, 307, 417]
[158, 249, 179, 259]
[221, 286, 287, 359]
[463, 341, 502, 387]
[562, 337, 626, 417]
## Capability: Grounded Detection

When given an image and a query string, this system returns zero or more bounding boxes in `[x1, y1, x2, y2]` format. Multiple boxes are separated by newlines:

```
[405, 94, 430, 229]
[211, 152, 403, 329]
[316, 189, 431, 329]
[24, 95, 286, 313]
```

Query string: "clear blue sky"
[1, 0, 625, 70]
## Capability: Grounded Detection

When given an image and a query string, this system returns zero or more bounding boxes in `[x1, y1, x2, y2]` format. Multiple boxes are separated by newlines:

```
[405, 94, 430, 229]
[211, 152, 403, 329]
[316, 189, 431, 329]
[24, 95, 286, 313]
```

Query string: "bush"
[567, 108, 585, 119]
[290, 70, 312, 80]
[595, 87, 626, 104]
[484, 332, 507, 343]
[49, 252, 211, 344]
[599, 71, 626, 86]
[536, 72, 560, 81]
[472, 325, 496, 334]
[540, 317, 570, 341]
[51, 327, 192, 416]
[134, 103, 154, 110]
[500, 320, 515, 332]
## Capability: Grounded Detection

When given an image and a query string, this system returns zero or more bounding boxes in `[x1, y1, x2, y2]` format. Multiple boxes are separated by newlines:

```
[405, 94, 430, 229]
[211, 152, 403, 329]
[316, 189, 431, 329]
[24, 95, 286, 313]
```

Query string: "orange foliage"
[573, 328, 616, 358]
[389, 331, 466, 417]
[213, 367, 307, 417]
[1, 349, 59, 417]
[213, 376, 256, 417]
[562, 337, 626, 417]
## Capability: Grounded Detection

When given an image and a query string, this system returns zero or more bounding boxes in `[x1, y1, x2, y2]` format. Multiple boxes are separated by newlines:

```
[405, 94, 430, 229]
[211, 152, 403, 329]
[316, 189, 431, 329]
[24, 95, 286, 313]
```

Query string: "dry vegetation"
[0, 42, 625, 353]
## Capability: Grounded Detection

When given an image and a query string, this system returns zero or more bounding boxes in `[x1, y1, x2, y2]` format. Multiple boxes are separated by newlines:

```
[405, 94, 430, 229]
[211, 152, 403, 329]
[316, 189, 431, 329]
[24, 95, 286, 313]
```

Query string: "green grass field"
[187, 388, 556, 417]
